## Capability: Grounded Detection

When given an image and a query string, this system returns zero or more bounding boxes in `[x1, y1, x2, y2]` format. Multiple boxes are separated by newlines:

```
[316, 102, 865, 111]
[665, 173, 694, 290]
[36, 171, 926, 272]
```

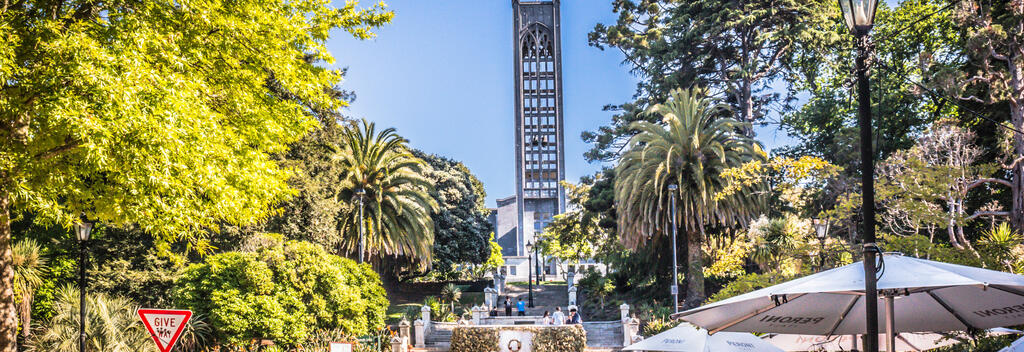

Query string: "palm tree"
[28, 286, 155, 352]
[12, 239, 47, 338]
[440, 283, 462, 313]
[615, 87, 765, 308]
[336, 119, 438, 265]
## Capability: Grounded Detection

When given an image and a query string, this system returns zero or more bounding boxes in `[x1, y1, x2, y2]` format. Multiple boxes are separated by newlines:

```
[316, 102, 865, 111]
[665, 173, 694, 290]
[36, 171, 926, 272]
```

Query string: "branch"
[967, 211, 1009, 220]
[991, 47, 1010, 63]
[34, 138, 81, 160]
[965, 178, 1012, 192]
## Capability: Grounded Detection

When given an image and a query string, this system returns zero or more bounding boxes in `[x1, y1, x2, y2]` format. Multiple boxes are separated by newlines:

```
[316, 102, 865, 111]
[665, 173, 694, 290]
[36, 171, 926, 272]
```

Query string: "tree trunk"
[1008, 49, 1024, 232]
[0, 190, 18, 352]
[1012, 102, 1024, 231]
[683, 230, 704, 309]
[740, 81, 755, 138]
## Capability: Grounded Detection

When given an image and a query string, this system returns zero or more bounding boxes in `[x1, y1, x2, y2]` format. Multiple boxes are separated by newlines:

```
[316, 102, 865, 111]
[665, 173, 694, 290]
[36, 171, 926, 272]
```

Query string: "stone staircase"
[583, 321, 624, 349]
[423, 322, 455, 349]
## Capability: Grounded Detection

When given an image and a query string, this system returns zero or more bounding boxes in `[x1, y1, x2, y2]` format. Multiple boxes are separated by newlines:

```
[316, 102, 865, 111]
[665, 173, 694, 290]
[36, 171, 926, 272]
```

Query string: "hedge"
[449, 325, 586, 352]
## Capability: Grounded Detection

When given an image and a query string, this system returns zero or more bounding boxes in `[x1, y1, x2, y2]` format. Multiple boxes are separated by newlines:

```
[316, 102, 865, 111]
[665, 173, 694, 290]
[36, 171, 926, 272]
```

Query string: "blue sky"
[328, 0, 798, 207]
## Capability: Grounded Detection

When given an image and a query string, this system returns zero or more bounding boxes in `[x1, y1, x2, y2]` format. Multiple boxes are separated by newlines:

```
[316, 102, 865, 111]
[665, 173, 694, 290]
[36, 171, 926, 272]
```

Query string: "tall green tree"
[0, 0, 391, 348]
[585, 0, 833, 161]
[947, 0, 1024, 229]
[410, 150, 491, 274]
[782, 0, 965, 167]
[336, 120, 437, 267]
[615, 88, 765, 308]
[537, 180, 620, 264]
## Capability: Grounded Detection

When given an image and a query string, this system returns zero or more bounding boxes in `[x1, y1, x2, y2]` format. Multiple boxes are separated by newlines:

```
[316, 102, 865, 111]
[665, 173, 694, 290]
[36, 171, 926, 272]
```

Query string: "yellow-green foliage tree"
[0, 0, 392, 349]
[174, 239, 387, 347]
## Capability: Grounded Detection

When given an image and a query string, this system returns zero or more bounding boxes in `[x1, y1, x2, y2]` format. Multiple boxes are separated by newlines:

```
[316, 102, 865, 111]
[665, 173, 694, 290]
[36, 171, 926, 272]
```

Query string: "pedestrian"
[551, 306, 565, 326]
[504, 296, 512, 317]
[568, 308, 582, 324]
[541, 311, 552, 325]
[516, 297, 526, 316]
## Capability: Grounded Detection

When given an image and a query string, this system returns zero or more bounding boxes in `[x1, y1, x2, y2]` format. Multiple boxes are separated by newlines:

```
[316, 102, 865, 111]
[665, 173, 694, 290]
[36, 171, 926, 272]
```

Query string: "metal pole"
[670, 188, 679, 314]
[79, 239, 87, 352]
[885, 295, 895, 352]
[535, 245, 541, 284]
[856, 34, 880, 352]
[528, 250, 534, 308]
[819, 239, 826, 270]
[358, 193, 365, 264]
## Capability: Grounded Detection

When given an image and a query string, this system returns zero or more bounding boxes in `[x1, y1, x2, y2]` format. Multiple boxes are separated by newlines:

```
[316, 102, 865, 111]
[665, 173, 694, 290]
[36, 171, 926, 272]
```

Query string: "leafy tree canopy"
[411, 150, 492, 273]
[174, 238, 387, 347]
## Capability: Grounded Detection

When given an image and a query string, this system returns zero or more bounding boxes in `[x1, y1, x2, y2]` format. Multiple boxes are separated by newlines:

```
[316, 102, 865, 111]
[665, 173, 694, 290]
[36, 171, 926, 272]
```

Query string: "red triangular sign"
[138, 308, 192, 352]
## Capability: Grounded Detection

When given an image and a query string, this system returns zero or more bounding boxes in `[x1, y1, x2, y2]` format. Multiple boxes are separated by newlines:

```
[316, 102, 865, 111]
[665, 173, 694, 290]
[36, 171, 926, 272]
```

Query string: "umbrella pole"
[885, 295, 895, 352]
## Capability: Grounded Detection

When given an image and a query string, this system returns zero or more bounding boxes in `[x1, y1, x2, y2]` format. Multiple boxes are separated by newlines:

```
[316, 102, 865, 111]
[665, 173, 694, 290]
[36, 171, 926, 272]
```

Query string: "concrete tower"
[512, 0, 566, 257]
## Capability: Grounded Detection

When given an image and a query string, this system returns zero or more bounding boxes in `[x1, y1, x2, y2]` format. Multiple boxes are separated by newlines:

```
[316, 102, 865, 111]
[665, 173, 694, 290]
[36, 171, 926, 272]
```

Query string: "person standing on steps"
[504, 296, 512, 317]
[516, 297, 526, 316]
[551, 307, 565, 326]
[541, 311, 552, 325]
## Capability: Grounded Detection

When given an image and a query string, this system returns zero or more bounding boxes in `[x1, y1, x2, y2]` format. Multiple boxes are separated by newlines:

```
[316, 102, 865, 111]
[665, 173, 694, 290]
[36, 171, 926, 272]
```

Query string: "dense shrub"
[450, 326, 585, 352]
[174, 239, 388, 346]
[450, 327, 499, 352]
[534, 325, 586, 352]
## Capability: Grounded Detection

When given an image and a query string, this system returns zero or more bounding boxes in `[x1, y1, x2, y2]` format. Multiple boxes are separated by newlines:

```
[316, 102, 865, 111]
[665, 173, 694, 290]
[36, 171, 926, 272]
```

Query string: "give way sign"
[138, 308, 192, 352]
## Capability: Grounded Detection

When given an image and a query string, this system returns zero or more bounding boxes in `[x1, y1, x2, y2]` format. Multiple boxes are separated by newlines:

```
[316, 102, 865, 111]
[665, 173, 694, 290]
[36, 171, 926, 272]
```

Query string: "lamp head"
[813, 219, 829, 240]
[74, 221, 93, 242]
[838, 0, 879, 36]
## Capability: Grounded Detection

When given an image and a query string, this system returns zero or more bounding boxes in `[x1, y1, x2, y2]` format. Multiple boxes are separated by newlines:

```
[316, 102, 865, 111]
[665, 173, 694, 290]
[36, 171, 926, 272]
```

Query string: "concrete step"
[583, 322, 624, 348]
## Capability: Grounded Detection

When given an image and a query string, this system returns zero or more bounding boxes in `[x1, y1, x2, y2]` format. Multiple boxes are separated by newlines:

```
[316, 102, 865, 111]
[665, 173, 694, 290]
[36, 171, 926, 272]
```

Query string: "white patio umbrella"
[762, 333, 951, 351]
[764, 328, 1023, 352]
[1001, 335, 1024, 352]
[673, 253, 1024, 351]
[623, 323, 782, 352]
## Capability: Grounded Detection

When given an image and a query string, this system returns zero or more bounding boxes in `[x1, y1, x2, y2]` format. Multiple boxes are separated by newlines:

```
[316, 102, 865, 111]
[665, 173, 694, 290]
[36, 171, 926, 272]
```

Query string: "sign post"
[329, 342, 353, 352]
[138, 309, 192, 352]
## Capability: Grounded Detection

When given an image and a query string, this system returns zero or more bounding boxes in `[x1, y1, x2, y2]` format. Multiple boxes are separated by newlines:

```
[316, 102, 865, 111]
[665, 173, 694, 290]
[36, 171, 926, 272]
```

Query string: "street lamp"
[354, 188, 367, 263]
[813, 219, 830, 269]
[838, 0, 881, 351]
[668, 183, 680, 314]
[526, 241, 535, 308]
[74, 221, 93, 352]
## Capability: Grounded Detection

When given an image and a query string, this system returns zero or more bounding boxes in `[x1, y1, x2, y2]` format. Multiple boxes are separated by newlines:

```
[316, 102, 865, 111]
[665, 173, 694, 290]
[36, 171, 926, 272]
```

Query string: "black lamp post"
[668, 184, 680, 314]
[354, 188, 366, 263]
[838, 0, 880, 351]
[526, 241, 535, 308]
[74, 221, 93, 352]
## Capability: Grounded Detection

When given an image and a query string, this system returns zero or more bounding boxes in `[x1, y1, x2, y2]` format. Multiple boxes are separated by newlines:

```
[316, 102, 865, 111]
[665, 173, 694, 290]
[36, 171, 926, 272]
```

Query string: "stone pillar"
[421, 305, 432, 332]
[624, 317, 641, 346]
[568, 286, 577, 307]
[567, 270, 576, 288]
[399, 319, 410, 341]
[391, 337, 407, 352]
[620, 303, 630, 322]
[484, 287, 497, 309]
[471, 306, 483, 325]
[413, 319, 425, 348]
